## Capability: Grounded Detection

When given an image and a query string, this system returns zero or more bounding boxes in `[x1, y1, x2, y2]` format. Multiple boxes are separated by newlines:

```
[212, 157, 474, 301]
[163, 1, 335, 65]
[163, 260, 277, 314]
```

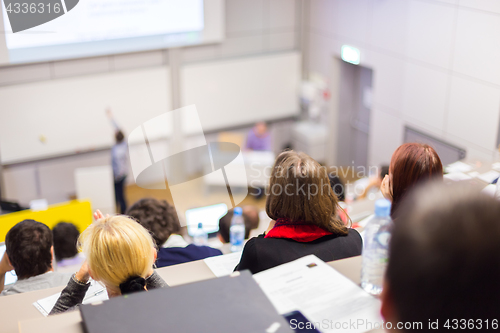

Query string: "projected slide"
[0, 0, 226, 65]
[2, 0, 204, 49]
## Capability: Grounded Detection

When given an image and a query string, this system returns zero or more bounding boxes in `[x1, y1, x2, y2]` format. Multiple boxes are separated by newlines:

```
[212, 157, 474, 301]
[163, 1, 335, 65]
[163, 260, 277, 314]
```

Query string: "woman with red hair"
[381, 143, 443, 218]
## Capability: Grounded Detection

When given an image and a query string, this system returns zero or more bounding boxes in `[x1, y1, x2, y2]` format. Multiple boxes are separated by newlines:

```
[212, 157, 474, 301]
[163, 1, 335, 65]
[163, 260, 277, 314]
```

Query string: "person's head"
[126, 198, 181, 248]
[52, 222, 80, 262]
[5, 220, 53, 279]
[328, 174, 345, 201]
[385, 143, 443, 217]
[218, 206, 260, 243]
[115, 130, 125, 144]
[381, 182, 500, 331]
[379, 165, 389, 180]
[266, 150, 348, 234]
[79, 215, 156, 295]
[254, 122, 268, 137]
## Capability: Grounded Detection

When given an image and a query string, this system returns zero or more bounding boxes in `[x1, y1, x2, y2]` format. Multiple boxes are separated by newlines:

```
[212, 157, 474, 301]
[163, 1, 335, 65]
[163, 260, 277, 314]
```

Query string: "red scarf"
[264, 218, 333, 242]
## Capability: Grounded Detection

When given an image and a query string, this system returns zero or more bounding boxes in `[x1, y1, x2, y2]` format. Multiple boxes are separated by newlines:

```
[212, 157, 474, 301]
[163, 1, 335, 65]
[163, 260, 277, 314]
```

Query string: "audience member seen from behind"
[381, 143, 443, 218]
[0, 220, 72, 296]
[357, 165, 389, 200]
[107, 108, 128, 213]
[381, 182, 500, 332]
[127, 198, 222, 267]
[52, 222, 84, 270]
[235, 151, 362, 274]
[50, 214, 167, 314]
[218, 206, 260, 244]
[246, 121, 271, 151]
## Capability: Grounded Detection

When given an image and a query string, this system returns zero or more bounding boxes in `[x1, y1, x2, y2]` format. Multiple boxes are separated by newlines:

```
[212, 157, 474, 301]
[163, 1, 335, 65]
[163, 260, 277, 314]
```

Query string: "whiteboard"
[181, 52, 301, 135]
[0, 67, 171, 164]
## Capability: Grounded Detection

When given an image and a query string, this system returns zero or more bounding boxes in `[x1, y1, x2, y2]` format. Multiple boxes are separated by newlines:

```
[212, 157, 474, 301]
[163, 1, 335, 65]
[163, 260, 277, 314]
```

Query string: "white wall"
[0, 0, 301, 205]
[307, 0, 500, 167]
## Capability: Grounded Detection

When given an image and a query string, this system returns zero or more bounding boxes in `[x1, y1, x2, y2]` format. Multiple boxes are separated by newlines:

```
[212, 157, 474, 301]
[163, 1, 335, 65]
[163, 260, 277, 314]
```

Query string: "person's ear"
[380, 280, 396, 324]
[50, 246, 55, 270]
[6, 253, 15, 271]
[153, 248, 157, 261]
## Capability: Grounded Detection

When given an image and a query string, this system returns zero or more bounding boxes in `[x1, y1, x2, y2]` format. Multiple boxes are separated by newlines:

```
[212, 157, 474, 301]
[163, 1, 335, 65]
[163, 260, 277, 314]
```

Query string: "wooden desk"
[18, 256, 364, 333]
[1, 285, 66, 333]
[13, 261, 218, 333]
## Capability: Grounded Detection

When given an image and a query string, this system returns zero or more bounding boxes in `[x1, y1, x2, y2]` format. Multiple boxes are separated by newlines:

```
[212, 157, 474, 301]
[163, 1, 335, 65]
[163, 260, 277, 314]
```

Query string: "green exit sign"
[341, 45, 360, 65]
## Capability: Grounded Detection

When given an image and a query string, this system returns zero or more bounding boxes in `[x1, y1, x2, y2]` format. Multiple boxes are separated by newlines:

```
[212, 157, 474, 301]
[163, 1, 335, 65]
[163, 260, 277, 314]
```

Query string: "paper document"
[445, 161, 473, 173]
[476, 170, 500, 184]
[204, 251, 242, 277]
[33, 279, 108, 316]
[444, 172, 473, 181]
[253, 255, 382, 333]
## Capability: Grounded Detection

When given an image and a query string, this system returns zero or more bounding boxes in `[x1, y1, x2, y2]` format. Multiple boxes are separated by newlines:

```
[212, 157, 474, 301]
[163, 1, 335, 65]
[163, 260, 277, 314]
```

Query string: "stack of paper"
[476, 170, 500, 184]
[445, 161, 473, 173]
[444, 172, 472, 181]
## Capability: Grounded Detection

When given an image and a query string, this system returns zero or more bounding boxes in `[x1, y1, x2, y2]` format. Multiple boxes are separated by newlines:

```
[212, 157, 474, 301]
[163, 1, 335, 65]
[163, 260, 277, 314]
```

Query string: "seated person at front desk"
[218, 206, 260, 244]
[235, 151, 362, 274]
[127, 198, 222, 267]
[0, 220, 72, 296]
[381, 182, 500, 330]
[246, 122, 271, 151]
[52, 222, 85, 271]
[50, 214, 167, 315]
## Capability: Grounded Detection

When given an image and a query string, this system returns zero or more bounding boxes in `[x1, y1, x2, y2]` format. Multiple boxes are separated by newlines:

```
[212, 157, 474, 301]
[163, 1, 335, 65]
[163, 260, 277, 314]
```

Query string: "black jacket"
[235, 228, 362, 274]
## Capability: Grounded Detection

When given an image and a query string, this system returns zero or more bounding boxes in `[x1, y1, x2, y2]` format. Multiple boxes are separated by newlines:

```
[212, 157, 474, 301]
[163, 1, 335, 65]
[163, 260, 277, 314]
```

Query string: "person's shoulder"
[243, 234, 285, 253]
[189, 244, 223, 256]
[347, 227, 361, 238]
[54, 272, 74, 282]
[36, 271, 72, 286]
[0, 284, 15, 296]
[243, 234, 268, 247]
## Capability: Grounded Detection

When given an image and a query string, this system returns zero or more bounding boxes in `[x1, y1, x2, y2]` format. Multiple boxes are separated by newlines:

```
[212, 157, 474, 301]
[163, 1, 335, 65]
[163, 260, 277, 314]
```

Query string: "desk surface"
[16, 255, 364, 333]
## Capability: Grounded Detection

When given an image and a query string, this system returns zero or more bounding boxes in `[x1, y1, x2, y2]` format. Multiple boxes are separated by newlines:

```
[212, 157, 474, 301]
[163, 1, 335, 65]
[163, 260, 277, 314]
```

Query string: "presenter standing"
[107, 108, 128, 213]
[245, 122, 272, 151]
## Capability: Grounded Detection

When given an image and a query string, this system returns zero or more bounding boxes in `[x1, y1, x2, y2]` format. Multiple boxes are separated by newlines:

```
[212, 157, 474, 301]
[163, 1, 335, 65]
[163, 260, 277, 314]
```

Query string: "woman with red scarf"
[235, 151, 362, 274]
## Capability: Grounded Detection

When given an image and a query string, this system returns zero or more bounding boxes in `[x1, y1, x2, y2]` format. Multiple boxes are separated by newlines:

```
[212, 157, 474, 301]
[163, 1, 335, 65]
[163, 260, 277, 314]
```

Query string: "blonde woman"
[50, 212, 167, 314]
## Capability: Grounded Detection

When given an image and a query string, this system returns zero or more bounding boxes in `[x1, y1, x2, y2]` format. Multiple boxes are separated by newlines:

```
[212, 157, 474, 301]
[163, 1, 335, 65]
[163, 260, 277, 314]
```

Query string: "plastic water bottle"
[361, 199, 393, 296]
[193, 222, 208, 246]
[230, 207, 245, 252]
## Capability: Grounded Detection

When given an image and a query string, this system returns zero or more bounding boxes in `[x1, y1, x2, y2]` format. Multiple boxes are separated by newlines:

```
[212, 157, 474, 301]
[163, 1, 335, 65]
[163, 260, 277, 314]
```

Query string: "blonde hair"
[79, 215, 156, 293]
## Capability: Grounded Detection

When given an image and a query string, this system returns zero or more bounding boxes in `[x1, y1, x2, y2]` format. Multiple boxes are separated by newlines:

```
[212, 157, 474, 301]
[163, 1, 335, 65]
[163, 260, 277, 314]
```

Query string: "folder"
[80, 271, 292, 333]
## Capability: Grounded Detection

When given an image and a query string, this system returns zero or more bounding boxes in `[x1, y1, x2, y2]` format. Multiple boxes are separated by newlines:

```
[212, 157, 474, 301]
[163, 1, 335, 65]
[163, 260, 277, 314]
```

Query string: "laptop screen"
[185, 203, 228, 237]
[0, 243, 18, 285]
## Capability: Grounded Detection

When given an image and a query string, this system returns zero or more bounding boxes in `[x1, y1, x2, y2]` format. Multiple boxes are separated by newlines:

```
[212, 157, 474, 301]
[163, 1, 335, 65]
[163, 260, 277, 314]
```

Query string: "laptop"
[185, 203, 228, 237]
[0, 200, 25, 213]
[0, 242, 18, 285]
[80, 270, 292, 333]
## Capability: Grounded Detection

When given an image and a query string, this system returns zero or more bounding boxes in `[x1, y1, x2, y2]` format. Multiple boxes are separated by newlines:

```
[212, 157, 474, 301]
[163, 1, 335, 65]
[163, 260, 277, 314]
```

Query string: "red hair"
[390, 143, 443, 217]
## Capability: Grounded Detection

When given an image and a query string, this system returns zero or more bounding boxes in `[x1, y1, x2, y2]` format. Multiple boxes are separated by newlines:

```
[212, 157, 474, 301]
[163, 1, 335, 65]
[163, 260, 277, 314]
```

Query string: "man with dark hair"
[126, 198, 222, 267]
[52, 222, 83, 269]
[381, 183, 500, 331]
[218, 206, 260, 244]
[0, 220, 72, 296]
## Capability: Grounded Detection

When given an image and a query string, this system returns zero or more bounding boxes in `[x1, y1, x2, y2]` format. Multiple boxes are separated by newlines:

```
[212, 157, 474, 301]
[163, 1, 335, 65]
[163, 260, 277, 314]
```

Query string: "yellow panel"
[0, 200, 93, 243]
